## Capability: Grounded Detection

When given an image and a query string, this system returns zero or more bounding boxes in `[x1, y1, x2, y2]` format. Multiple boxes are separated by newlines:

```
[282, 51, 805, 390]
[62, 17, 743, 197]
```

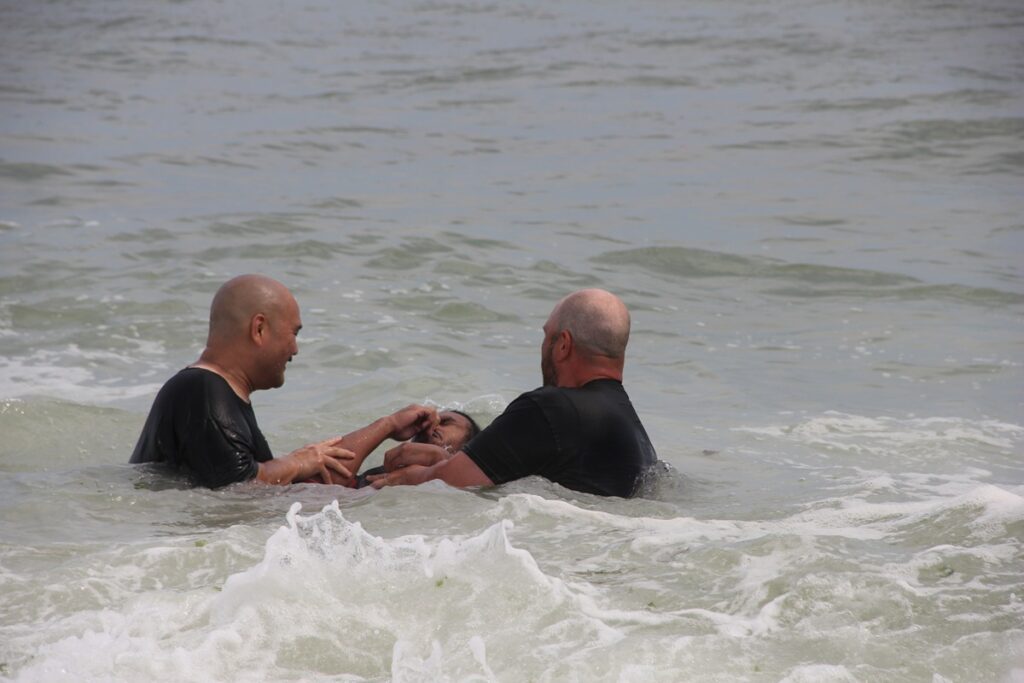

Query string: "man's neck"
[191, 352, 254, 402]
[556, 356, 624, 388]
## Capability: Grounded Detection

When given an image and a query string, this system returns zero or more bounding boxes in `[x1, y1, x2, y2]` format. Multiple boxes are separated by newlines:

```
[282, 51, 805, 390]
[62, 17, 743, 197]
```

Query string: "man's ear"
[250, 313, 267, 345]
[555, 329, 573, 359]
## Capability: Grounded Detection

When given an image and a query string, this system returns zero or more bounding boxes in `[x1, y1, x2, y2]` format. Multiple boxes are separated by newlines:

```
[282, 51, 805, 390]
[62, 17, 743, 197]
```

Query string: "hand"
[319, 469, 357, 487]
[369, 464, 430, 488]
[286, 437, 356, 483]
[387, 404, 439, 442]
[383, 441, 450, 472]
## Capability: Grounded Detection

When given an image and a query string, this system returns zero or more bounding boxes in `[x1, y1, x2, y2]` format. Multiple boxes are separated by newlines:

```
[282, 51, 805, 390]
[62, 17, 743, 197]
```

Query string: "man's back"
[463, 378, 657, 497]
[369, 288, 660, 495]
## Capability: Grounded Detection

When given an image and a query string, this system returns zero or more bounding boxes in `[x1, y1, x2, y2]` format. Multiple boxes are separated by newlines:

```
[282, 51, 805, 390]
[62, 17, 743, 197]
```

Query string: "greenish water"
[1, 0, 1022, 680]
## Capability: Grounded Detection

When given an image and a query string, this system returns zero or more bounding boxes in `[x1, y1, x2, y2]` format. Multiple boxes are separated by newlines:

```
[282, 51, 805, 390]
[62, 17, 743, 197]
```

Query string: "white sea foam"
[7, 486, 1021, 682]
[6, 501, 643, 681]
[416, 393, 508, 420]
[734, 411, 1024, 454]
[781, 484, 1024, 543]
[778, 664, 858, 682]
[477, 487, 1024, 648]
[0, 346, 165, 404]
[491, 492, 887, 546]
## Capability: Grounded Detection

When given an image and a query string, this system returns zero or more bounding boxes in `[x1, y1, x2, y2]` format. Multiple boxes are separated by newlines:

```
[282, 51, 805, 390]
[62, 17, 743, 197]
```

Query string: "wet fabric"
[130, 367, 273, 488]
[463, 379, 657, 497]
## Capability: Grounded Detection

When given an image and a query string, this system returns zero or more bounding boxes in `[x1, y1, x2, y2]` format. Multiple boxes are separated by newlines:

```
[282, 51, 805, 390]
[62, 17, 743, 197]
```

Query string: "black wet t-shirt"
[130, 367, 273, 488]
[463, 379, 657, 498]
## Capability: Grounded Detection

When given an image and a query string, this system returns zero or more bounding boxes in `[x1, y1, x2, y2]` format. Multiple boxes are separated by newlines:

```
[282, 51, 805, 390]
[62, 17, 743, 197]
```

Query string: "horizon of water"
[1, 0, 1023, 680]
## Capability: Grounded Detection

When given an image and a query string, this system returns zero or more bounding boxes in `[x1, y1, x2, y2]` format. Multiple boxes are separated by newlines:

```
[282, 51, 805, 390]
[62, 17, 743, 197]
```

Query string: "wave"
[733, 411, 1024, 454]
[592, 246, 1024, 306]
[6, 481, 1022, 682]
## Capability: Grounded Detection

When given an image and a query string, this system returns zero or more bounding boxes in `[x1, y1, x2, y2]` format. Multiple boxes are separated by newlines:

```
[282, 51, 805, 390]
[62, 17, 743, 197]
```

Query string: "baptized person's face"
[412, 411, 474, 452]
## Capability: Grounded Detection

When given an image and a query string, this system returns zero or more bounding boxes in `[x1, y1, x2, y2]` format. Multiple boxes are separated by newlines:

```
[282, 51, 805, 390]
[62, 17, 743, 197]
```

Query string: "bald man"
[130, 275, 437, 488]
[373, 289, 658, 497]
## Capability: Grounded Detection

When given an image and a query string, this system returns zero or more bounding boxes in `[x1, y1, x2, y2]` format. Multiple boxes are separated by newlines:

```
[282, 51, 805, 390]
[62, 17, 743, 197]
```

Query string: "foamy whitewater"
[1, 0, 1022, 680]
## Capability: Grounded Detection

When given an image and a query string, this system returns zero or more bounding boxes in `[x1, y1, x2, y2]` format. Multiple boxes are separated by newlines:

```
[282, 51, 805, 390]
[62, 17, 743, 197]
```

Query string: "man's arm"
[382, 441, 450, 471]
[319, 405, 439, 486]
[257, 437, 355, 485]
[370, 452, 493, 489]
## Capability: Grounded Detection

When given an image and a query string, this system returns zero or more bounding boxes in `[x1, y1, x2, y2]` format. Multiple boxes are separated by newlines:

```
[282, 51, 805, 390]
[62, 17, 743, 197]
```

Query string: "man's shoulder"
[162, 366, 224, 390]
[510, 385, 576, 413]
[157, 367, 233, 404]
[518, 380, 626, 406]
[515, 385, 556, 401]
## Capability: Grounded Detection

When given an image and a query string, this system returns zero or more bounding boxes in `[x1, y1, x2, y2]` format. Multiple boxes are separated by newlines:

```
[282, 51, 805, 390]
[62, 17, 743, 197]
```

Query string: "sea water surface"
[1, 0, 1023, 680]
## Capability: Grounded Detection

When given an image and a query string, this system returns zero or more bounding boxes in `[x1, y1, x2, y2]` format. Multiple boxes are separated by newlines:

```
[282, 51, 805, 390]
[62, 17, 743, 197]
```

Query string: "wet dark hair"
[449, 409, 481, 440]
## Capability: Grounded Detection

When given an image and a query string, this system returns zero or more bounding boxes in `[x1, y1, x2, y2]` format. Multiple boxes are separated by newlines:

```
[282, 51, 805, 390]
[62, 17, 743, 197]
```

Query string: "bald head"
[548, 288, 631, 359]
[207, 274, 295, 344]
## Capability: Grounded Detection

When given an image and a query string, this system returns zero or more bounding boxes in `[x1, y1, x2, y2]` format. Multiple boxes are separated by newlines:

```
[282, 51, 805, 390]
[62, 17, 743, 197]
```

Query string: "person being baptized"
[353, 409, 481, 488]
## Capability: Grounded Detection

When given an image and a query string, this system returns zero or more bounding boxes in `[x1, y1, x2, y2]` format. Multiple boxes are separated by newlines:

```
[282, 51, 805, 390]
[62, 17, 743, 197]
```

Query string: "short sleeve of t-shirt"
[177, 385, 266, 488]
[462, 392, 563, 485]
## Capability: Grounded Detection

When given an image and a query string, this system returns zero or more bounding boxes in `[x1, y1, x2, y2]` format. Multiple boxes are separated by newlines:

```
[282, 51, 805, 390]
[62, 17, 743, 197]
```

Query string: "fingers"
[415, 415, 438, 437]
[319, 469, 351, 486]
[384, 442, 446, 471]
[383, 443, 404, 471]
[284, 441, 357, 484]
[421, 407, 440, 432]
[409, 403, 437, 418]
[383, 443, 430, 470]
[323, 456, 353, 481]
[325, 446, 356, 462]
[370, 470, 400, 489]
[372, 464, 429, 488]
[390, 405, 439, 441]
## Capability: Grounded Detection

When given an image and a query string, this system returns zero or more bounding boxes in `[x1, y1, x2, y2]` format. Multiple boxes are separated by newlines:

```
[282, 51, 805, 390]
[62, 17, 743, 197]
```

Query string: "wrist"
[383, 414, 401, 439]
[283, 448, 315, 482]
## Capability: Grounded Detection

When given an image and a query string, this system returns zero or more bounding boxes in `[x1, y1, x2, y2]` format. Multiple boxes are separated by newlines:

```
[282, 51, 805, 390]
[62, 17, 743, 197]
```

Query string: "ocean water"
[1, 0, 1023, 680]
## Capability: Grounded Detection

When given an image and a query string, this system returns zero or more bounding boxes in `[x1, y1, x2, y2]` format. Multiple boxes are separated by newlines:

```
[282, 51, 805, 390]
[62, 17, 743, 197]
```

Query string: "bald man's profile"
[374, 288, 659, 497]
[130, 274, 436, 488]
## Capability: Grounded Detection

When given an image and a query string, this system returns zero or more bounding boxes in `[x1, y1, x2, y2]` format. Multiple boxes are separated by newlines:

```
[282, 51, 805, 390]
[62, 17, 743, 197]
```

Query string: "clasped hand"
[289, 437, 356, 483]
[387, 404, 439, 441]
[365, 441, 452, 488]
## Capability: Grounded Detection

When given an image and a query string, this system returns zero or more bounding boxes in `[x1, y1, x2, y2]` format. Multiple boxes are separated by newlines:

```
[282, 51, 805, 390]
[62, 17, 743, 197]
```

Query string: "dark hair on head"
[449, 409, 481, 439]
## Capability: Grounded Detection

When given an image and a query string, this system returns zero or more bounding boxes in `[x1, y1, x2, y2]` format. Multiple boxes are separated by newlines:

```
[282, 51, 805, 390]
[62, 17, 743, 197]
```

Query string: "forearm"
[256, 456, 303, 485]
[334, 416, 395, 474]
[422, 453, 494, 488]
[256, 439, 355, 486]
[371, 452, 492, 489]
[383, 442, 450, 472]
